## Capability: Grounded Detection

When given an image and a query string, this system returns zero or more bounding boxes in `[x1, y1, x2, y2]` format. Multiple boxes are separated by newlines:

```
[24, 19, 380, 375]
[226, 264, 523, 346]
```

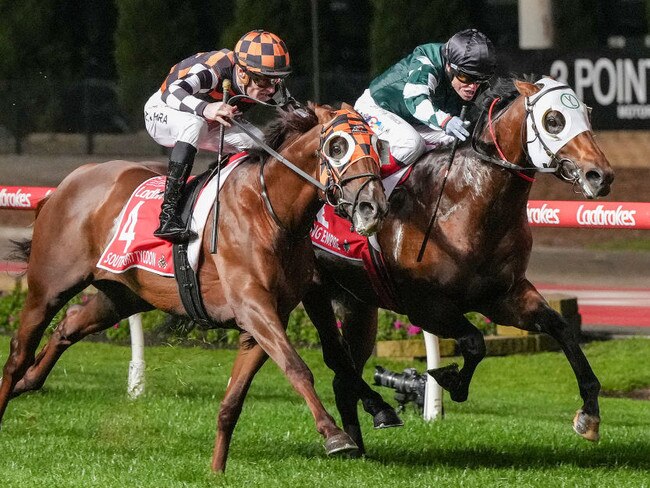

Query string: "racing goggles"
[247, 70, 283, 88]
[449, 66, 491, 85]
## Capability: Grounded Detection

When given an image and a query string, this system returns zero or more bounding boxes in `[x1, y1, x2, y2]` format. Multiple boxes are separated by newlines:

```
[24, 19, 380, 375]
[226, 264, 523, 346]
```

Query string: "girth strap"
[368, 244, 401, 311]
[173, 242, 212, 327]
[170, 165, 221, 327]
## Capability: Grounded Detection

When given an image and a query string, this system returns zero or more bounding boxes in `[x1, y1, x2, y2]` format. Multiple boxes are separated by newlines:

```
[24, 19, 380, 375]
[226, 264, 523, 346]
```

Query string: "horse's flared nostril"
[585, 169, 603, 187]
[358, 201, 378, 220]
[586, 167, 614, 197]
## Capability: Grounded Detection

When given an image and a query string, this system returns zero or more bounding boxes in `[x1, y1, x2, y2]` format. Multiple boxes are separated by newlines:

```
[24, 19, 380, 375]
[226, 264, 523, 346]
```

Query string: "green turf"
[587, 238, 650, 252]
[0, 338, 648, 487]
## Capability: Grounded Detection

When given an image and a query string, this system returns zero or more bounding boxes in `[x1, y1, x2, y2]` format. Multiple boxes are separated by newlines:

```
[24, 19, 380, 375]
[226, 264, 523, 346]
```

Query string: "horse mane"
[263, 105, 320, 152]
[473, 74, 539, 114]
[474, 74, 538, 110]
[469, 74, 540, 144]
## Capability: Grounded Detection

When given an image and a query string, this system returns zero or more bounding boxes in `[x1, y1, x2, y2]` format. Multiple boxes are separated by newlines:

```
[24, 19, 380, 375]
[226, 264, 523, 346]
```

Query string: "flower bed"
[0, 282, 578, 356]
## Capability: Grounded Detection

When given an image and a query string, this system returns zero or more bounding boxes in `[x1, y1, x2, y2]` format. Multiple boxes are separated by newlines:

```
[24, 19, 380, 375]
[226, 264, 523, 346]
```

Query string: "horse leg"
[11, 290, 130, 397]
[212, 331, 268, 472]
[409, 307, 486, 403]
[302, 290, 402, 455]
[232, 289, 357, 456]
[487, 279, 601, 442]
[337, 299, 403, 427]
[0, 277, 89, 423]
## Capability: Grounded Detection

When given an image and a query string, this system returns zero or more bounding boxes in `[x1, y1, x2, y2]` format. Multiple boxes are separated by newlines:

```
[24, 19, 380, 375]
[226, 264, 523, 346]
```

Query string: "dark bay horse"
[0, 105, 388, 471]
[299, 77, 615, 453]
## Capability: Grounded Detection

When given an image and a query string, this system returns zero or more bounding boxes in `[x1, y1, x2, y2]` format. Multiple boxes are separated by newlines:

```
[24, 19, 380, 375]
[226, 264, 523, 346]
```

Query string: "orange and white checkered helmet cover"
[234, 30, 291, 78]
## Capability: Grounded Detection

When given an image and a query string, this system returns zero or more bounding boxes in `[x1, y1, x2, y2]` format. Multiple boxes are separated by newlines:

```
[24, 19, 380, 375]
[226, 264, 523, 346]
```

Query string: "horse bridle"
[318, 111, 382, 223]
[251, 109, 381, 234]
[471, 83, 583, 185]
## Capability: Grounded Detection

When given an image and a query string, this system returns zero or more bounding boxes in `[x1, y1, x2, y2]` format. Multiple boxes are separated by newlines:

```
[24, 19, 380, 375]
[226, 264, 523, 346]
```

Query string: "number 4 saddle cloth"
[97, 154, 247, 277]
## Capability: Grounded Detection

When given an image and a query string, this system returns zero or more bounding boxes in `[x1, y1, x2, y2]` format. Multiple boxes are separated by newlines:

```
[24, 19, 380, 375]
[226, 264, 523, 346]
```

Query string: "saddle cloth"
[310, 165, 412, 308]
[97, 153, 247, 277]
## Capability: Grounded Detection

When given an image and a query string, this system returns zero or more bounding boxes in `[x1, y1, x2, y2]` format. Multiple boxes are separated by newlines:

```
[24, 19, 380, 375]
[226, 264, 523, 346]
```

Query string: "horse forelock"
[264, 107, 319, 152]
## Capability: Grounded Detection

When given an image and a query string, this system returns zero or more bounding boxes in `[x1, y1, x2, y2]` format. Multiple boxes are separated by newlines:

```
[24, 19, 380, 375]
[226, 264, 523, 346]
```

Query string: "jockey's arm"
[403, 58, 451, 131]
[161, 64, 237, 123]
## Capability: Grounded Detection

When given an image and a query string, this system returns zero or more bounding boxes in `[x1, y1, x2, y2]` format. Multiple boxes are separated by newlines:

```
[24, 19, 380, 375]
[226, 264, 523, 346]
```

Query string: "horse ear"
[514, 79, 540, 97]
[313, 104, 336, 125]
[340, 102, 354, 111]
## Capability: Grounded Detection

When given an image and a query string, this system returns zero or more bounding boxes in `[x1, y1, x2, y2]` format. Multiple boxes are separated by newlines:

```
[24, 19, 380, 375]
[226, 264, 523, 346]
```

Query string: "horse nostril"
[358, 201, 377, 219]
[585, 169, 603, 186]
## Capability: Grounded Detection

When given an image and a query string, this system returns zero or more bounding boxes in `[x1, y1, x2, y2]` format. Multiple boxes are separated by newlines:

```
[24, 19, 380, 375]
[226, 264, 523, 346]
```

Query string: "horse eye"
[328, 137, 349, 160]
[543, 110, 566, 135]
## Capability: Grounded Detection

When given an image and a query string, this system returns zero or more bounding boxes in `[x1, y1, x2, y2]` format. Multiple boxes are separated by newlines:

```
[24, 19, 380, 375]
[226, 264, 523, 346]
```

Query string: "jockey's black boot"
[154, 142, 197, 243]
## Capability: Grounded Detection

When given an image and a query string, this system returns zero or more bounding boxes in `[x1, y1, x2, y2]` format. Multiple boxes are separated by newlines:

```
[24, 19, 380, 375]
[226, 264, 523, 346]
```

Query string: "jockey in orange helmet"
[144, 30, 295, 243]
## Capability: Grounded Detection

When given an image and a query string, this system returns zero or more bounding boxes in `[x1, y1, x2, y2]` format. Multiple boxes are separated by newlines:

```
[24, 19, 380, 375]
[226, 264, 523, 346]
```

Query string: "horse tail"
[8, 238, 31, 264]
[6, 238, 31, 277]
[4, 194, 49, 271]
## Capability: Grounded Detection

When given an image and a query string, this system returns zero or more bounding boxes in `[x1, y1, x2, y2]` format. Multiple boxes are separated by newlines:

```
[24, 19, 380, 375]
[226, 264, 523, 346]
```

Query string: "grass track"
[0, 338, 649, 487]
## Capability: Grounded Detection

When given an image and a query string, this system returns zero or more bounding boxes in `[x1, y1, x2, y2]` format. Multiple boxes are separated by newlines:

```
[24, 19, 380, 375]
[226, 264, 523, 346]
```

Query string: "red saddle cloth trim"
[310, 166, 416, 309]
[311, 206, 364, 261]
[311, 205, 398, 309]
[97, 152, 247, 277]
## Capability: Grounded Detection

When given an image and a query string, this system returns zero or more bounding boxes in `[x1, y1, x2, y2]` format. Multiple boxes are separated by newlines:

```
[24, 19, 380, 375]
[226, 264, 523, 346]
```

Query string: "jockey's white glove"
[442, 116, 470, 141]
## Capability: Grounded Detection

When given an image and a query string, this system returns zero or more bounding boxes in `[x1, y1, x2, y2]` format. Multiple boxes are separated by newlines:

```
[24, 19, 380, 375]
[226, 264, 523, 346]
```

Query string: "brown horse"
[299, 77, 615, 454]
[0, 104, 388, 471]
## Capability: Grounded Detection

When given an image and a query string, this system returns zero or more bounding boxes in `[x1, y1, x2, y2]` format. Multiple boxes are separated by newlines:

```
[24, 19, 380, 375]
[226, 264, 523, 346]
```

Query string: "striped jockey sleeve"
[161, 63, 220, 116]
[403, 55, 450, 130]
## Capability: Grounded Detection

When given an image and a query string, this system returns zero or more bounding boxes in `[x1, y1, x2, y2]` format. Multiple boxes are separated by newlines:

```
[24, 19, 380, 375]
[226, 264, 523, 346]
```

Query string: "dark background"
[0, 0, 648, 149]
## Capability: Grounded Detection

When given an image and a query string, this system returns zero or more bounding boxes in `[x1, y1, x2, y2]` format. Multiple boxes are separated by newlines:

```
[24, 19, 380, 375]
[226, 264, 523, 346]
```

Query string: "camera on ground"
[374, 365, 427, 411]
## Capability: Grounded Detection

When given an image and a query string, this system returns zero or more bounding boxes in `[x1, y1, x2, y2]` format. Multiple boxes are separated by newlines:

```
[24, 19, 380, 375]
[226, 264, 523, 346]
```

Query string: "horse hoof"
[428, 364, 461, 391]
[373, 408, 404, 429]
[573, 409, 600, 442]
[65, 304, 84, 317]
[325, 432, 359, 456]
[345, 448, 364, 459]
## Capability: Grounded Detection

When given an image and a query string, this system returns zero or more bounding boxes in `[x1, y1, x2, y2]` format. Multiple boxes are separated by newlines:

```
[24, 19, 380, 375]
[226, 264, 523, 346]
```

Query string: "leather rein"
[471, 84, 582, 184]
[231, 109, 380, 236]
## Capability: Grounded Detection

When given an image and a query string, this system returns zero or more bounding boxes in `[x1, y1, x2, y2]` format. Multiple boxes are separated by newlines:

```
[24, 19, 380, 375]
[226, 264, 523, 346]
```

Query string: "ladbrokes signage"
[526, 200, 650, 229]
[0, 186, 55, 209]
[500, 50, 650, 130]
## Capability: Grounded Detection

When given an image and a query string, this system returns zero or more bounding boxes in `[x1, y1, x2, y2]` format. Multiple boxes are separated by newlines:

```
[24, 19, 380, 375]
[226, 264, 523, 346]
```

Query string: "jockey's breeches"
[144, 92, 264, 154]
[354, 89, 454, 166]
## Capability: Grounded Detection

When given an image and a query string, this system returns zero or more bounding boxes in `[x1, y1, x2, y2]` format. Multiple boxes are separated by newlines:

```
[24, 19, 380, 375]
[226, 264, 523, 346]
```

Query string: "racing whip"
[210, 78, 231, 254]
[416, 104, 468, 263]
